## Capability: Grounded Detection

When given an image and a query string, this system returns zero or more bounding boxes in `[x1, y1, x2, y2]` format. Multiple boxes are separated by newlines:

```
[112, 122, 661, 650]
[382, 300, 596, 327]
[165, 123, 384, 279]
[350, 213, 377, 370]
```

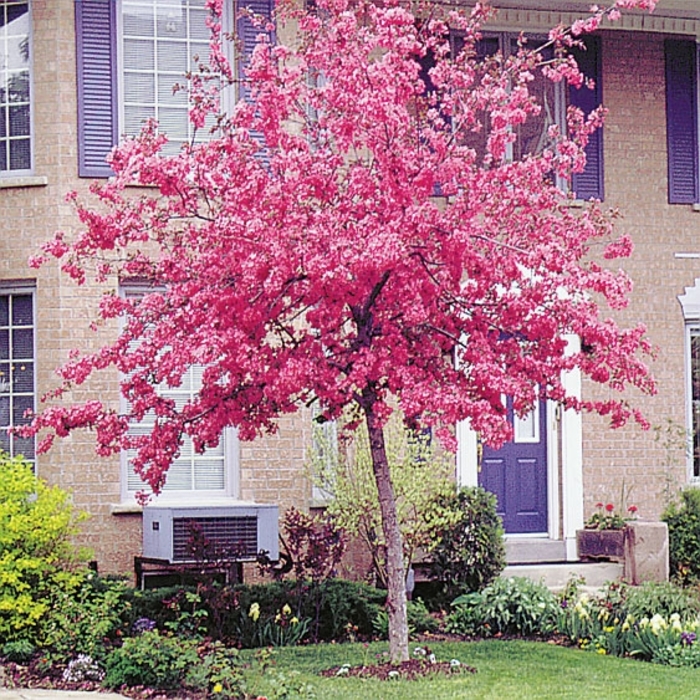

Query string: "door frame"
[455, 335, 584, 560]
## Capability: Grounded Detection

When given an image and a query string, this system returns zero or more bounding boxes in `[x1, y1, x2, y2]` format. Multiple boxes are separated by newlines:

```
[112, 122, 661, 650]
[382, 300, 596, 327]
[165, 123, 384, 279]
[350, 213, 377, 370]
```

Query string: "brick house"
[1, 0, 699, 578]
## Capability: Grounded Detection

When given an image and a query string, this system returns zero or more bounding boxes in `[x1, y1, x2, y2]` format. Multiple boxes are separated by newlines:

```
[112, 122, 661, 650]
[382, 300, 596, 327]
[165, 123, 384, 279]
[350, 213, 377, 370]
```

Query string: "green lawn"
[244, 639, 700, 699]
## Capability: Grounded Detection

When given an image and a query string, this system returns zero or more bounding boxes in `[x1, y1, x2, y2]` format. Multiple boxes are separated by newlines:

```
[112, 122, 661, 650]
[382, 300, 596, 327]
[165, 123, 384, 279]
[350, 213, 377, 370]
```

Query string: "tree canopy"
[28, 0, 657, 661]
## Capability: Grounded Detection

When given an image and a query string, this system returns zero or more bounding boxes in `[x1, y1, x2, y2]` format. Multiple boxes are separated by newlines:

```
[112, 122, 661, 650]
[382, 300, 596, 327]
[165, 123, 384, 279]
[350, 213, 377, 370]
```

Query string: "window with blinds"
[120, 0, 223, 156]
[121, 285, 237, 499]
[0, 1, 31, 173]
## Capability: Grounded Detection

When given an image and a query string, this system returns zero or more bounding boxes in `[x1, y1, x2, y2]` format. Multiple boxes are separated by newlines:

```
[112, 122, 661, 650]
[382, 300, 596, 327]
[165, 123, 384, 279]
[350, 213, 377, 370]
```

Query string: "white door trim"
[456, 335, 584, 561]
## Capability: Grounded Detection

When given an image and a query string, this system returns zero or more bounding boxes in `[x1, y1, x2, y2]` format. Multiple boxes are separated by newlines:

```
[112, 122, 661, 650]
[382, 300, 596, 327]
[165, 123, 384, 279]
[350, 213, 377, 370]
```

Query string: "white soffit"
[481, 3, 700, 37]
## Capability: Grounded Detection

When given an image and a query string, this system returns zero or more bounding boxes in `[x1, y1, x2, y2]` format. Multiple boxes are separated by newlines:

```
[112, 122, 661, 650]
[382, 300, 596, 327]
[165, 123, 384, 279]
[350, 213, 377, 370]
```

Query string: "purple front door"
[479, 399, 548, 534]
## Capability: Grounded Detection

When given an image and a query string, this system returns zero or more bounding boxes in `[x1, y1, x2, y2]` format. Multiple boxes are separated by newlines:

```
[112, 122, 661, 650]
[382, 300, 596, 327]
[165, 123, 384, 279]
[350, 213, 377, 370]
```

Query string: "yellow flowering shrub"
[0, 453, 89, 642]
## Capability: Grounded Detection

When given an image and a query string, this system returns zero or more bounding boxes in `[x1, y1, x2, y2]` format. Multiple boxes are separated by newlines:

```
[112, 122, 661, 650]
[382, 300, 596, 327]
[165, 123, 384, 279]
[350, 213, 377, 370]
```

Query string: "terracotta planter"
[576, 527, 626, 562]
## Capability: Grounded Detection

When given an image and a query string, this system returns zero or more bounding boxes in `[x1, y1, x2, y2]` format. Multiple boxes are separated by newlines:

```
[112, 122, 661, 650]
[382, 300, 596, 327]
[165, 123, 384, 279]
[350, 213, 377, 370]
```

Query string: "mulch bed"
[1, 661, 190, 700]
[1, 639, 480, 694]
[320, 657, 477, 681]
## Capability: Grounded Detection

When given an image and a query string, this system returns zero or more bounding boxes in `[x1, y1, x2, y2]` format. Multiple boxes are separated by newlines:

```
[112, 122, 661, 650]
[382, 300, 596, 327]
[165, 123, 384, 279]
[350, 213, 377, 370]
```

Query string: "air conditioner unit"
[142, 504, 279, 563]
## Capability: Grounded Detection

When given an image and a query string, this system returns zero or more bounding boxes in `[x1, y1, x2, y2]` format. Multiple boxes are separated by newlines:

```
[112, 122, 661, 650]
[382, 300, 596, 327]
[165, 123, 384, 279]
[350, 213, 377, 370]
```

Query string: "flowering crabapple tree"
[29, 0, 657, 662]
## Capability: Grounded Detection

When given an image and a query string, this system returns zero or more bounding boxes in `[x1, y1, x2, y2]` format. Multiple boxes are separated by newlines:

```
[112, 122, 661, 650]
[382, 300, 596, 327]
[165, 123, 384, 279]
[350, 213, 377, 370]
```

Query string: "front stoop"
[503, 537, 624, 592]
[502, 561, 624, 592]
[505, 537, 567, 564]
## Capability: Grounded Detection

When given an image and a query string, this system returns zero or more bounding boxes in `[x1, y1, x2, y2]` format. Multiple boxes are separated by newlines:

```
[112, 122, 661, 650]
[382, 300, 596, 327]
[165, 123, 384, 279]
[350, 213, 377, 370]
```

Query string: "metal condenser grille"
[172, 516, 258, 561]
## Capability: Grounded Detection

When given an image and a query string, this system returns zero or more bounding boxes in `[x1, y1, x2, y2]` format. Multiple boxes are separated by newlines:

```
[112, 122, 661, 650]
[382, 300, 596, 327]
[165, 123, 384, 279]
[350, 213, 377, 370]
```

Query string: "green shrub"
[305, 578, 387, 642]
[663, 488, 700, 584]
[122, 584, 198, 631]
[407, 597, 439, 634]
[103, 630, 198, 690]
[624, 582, 700, 622]
[426, 486, 506, 600]
[122, 578, 387, 646]
[2, 639, 36, 663]
[0, 453, 89, 644]
[183, 641, 246, 699]
[233, 578, 386, 646]
[446, 576, 558, 637]
[42, 574, 131, 662]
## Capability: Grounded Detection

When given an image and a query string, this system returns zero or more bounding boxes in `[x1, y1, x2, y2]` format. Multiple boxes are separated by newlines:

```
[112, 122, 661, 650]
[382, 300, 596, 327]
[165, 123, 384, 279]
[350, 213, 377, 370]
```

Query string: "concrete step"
[505, 537, 567, 564]
[502, 561, 623, 592]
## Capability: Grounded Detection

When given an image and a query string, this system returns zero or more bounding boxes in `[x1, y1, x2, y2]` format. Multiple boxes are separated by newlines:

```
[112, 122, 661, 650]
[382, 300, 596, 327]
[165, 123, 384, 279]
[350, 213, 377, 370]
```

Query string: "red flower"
[605, 503, 615, 512]
[595, 502, 604, 509]
[628, 505, 638, 513]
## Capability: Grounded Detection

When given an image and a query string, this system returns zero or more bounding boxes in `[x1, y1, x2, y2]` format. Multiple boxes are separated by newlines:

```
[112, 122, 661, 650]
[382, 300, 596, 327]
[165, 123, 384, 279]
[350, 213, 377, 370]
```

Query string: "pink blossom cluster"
[26, 0, 656, 492]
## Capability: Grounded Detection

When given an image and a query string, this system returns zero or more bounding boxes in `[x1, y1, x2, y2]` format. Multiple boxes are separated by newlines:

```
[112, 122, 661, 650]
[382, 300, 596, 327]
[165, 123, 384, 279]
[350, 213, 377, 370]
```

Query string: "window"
[665, 38, 699, 204]
[0, 286, 35, 466]
[120, 285, 239, 502]
[678, 279, 700, 478]
[472, 35, 566, 164]
[0, 1, 31, 174]
[309, 406, 337, 504]
[75, 0, 274, 177]
[424, 32, 603, 199]
[687, 324, 700, 478]
[120, 0, 224, 157]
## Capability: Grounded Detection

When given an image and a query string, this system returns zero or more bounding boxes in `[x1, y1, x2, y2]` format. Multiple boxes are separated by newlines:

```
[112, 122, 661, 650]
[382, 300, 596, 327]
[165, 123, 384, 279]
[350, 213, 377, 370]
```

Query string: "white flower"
[650, 614, 667, 634]
[450, 659, 461, 668]
[669, 613, 683, 632]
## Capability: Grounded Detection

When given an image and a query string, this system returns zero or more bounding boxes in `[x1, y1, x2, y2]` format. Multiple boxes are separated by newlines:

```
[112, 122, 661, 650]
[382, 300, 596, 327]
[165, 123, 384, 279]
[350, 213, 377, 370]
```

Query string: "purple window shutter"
[237, 0, 275, 103]
[75, 0, 117, 178]
[570, 36, 603, 201]
[665, 39, 699, 204]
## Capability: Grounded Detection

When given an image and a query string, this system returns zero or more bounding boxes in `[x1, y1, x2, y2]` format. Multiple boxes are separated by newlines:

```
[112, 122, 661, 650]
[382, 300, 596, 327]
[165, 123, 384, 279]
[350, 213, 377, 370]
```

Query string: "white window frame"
[514, 399, 540, 444]
[119, 283, 239, 504]
[0, 0, 33, 176]
[678, 278, 700, 482]
[116, 0, 235, 154]
[454, 31, 567, 183]
[309, 405, 338, 505]
[685, 323, 700, 481]
[0, 282, 36, 467]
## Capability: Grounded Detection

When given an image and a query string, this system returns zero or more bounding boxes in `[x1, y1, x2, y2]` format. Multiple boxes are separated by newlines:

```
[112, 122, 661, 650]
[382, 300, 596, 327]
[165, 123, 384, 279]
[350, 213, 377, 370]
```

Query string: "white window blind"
[121, 286, 234, 498]
[121, 0, 220, 155]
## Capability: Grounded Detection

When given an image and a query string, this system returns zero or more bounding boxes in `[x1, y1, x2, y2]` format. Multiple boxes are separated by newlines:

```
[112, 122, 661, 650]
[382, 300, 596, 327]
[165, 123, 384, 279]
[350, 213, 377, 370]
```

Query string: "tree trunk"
[365, 404, 409, 663]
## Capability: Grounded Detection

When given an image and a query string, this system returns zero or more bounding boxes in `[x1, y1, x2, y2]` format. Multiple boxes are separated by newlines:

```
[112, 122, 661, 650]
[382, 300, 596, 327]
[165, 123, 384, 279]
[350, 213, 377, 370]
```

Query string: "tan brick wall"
[3, 6, 700, 576]
[581, 30, 700, 523]
[0, 0, 318, 577]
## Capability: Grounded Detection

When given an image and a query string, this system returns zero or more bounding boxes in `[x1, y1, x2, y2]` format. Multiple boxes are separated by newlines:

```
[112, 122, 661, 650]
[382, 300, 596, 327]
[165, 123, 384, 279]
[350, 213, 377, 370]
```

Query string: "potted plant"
[577, 502, 639, 561]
